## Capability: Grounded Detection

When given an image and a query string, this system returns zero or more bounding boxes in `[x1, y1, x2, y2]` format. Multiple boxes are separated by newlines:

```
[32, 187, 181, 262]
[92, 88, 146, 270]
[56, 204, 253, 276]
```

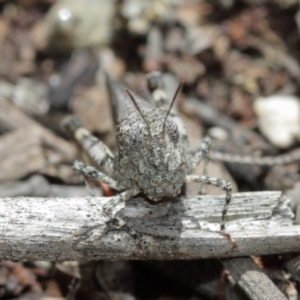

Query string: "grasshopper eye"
[166, 121, 179, 142]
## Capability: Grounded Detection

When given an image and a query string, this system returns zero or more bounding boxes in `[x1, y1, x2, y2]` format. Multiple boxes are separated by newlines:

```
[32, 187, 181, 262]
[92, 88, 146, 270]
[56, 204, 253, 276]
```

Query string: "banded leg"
[185, 174, 236, 247]
[103, 187, 143, 251]
[73, 160, 122, 191]
[185, 174, 231, 231]
[189, 136, 212, 173]
[74, 159, 139, 223]
[63, 116, 115, 178]
[200, 137, 212, 194]
[103, 186, 140, 218]
[75, 159, 143, 247]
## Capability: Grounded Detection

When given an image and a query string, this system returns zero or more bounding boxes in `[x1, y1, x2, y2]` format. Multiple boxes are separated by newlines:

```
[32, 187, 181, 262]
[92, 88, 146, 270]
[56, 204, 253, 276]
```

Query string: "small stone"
[254, 95, 300, 149]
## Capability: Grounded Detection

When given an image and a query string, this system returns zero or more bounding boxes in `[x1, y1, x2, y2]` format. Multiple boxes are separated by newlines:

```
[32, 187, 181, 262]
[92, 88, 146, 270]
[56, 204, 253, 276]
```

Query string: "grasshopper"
[64, 72, 234, 244]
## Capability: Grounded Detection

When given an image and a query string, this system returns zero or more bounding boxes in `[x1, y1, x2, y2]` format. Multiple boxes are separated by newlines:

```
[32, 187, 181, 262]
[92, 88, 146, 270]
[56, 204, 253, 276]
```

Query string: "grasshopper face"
[116, 108, 189, 201]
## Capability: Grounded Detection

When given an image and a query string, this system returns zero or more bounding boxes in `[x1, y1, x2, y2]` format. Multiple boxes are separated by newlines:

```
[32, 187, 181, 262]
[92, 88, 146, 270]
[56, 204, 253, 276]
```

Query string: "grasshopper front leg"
[73, 154, 143, 250]
[185, 174, 232, 231]
[73, 160, 140, 218]
[185, 174, 236, 247]
[187, 137, 236, 246]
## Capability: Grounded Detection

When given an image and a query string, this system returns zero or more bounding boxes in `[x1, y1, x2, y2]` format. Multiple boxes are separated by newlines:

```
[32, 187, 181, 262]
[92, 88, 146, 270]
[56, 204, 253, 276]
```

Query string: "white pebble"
[254, 95, 300, 149]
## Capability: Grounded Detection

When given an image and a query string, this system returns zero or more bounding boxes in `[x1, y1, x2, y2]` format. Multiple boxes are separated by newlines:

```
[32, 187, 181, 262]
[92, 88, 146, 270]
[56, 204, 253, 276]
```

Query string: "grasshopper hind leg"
[63, 116, 115, 178]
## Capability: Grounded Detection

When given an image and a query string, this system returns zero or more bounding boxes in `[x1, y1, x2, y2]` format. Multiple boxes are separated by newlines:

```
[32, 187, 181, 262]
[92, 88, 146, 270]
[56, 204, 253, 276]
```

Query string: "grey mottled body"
[64, 72, 233, 244]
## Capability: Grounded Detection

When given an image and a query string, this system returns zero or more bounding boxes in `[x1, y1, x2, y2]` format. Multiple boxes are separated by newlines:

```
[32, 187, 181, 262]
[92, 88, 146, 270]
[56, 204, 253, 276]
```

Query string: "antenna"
[162, 80, 184, 132]
[125, 89, 152, 140]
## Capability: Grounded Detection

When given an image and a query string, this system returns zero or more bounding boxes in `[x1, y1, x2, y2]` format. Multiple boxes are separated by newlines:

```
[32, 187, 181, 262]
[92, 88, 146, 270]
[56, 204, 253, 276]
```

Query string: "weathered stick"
[184, 97, 272, 150]
[222, 257, 287, 300]
[0, 191, 297, 260]
[0, 175, 102, 197]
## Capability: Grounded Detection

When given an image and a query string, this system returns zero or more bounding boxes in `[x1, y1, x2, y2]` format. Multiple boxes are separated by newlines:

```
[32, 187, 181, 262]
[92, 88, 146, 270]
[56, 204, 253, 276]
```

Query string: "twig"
[222, 257, 287, 300]
[0, 175, 102, 197]
[184, 98, 273, 150]
[0, 191, 297, 260]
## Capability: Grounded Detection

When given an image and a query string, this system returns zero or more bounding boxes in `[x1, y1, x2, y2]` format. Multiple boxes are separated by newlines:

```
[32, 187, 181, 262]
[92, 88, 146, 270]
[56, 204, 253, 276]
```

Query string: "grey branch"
[0, 175, 102, 198]
[223, 257, 287, 300]
[0, 191, 298, 261]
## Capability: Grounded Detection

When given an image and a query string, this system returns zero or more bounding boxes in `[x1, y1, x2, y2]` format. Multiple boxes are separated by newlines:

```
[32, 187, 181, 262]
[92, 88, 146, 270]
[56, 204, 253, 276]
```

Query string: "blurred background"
[1, 0, 300, 299]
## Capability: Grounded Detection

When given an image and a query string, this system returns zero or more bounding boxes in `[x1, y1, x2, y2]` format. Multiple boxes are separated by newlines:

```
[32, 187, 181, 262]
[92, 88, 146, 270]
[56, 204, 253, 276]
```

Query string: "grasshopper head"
[127, 111, 189, 201]
[123, 82, 188, 201]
